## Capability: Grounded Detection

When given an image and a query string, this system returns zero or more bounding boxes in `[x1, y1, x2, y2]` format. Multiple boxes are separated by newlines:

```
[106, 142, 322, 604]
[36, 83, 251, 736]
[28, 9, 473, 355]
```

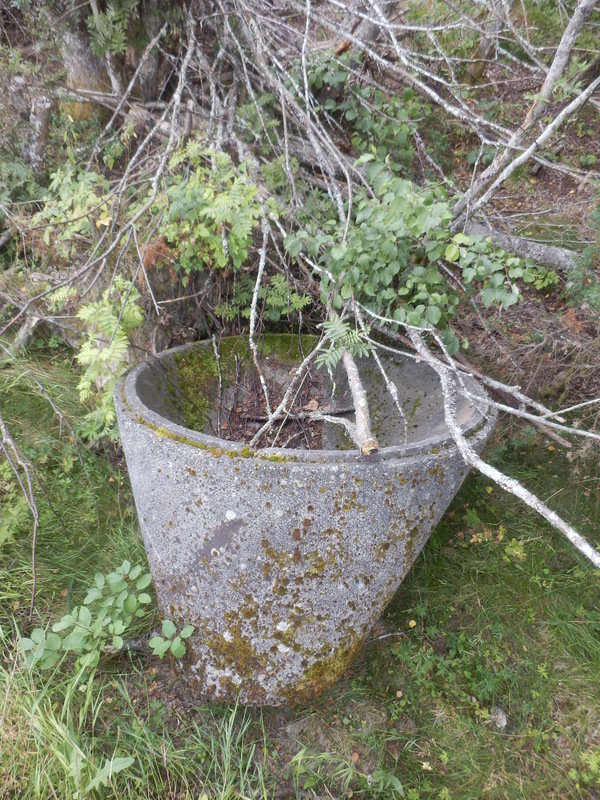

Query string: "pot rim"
[116, 339, 496, 464]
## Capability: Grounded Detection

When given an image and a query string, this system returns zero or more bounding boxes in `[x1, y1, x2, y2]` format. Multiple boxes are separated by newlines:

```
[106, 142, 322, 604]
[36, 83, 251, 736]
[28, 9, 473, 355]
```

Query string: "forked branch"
[407, 330, 600, 571]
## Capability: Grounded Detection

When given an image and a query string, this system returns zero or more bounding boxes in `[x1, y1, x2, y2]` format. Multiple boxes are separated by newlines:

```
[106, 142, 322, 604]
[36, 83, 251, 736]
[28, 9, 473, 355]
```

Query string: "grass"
[1, 348, 600, 799]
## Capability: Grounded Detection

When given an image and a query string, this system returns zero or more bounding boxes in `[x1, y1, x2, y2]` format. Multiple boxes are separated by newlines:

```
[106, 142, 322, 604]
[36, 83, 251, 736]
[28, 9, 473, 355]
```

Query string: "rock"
[489, 705, 508, 730]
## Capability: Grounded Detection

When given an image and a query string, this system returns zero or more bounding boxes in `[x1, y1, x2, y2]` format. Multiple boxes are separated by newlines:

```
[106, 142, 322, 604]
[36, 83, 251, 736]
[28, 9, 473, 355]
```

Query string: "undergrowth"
[1, 351, 600, 799]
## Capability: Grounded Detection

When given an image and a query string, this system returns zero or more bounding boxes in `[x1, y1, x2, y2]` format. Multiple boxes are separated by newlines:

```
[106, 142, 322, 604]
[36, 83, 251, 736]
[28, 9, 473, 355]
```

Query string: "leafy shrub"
[286, 160, 550, 354]
[76, 275, 144, 441]
[18, 561, 193, 672]
[158, 145, 267, 284]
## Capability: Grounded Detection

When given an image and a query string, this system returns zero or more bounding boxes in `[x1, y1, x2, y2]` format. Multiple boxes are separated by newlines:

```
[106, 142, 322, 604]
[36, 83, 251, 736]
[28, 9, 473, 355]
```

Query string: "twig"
[0, 411, 40, 620]
[248, 336, 330, 448]
[248, 215, 273, 419]
[212, 335, 223, 438]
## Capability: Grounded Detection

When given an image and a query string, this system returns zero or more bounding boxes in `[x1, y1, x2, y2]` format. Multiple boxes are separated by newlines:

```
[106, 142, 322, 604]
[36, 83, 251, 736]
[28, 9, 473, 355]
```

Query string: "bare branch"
[0, 410, 40, 619]
[341, 349, 379, 455]
[408, 330, 600, 570]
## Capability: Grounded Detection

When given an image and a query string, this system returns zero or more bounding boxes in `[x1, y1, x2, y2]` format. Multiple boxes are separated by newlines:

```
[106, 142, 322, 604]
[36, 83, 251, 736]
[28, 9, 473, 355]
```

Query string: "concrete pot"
[114, 335, 495, 705]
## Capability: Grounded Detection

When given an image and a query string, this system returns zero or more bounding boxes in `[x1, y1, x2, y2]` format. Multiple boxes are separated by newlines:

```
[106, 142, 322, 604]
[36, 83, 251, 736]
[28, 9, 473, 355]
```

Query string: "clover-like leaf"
[136, 573, 152, 591]
[148, 637, 171, 657]
[170, 637, 186, 659]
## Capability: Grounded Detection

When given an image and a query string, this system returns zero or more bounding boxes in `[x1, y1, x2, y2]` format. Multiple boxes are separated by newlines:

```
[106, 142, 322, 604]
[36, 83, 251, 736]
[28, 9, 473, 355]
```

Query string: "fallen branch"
[0, 227, 15, 250]
[465, 222, 578, 273]
[341, 348, 379, 456]
[408, 330, 600, 570]
[248, 335, 330, 448]
[0, 410, 40, 620]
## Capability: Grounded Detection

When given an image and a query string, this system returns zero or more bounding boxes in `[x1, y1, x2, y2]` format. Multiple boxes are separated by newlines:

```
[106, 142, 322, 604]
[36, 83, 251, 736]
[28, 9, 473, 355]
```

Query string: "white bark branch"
[341, 348, 379, 455]
[465, 222, 578, 272]
[454, 0, 598, 219]
[408, 330, 600, 571]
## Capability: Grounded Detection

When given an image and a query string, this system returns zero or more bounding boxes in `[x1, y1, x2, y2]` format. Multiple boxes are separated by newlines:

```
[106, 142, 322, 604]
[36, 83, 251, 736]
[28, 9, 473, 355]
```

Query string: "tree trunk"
[139, 3, 163, 102]
[25, 95, 52, 176]
[60, 28, 111, 95]
[466, 0, 514, 83]
[465, 222, 577, 272]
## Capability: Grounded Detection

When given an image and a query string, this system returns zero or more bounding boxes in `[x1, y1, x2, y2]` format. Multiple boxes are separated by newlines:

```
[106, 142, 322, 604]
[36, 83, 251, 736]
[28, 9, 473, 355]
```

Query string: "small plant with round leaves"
[148, 619, 195, 660]
[18, 561, 194, 673]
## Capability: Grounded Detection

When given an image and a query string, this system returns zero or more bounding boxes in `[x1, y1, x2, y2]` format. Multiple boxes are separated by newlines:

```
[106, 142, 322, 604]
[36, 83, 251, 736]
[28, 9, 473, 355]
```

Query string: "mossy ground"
[1, 351, 600, 799]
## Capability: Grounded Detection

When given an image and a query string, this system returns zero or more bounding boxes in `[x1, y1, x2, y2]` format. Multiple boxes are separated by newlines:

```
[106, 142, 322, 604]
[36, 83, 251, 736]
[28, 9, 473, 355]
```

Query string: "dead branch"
[407, 329, 600, 570]
[465, 222, 578, 273]
[453, 0, 598, 221]
[87, 22, 169, 170]
[248, 335, 330, 448]
[341, 348, 379, 455]
[0, 410, 40, 619]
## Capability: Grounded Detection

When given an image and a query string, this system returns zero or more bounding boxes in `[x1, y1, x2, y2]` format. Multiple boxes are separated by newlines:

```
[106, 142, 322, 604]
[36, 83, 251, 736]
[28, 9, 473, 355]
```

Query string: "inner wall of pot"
[134, 334, 483, 449]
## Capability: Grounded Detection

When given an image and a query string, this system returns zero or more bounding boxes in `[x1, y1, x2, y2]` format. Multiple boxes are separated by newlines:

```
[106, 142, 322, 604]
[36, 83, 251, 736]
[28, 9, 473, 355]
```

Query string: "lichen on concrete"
[114, 336, 497, 706]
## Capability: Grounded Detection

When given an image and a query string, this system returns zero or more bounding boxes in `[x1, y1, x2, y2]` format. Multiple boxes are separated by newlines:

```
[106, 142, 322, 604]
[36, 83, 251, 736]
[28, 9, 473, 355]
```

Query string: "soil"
[214, 355, 328, 450]
[173, 338, 346, 451]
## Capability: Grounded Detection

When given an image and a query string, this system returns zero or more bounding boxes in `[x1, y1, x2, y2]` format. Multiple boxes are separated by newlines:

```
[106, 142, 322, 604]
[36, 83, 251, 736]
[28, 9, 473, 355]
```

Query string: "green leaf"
[45, 633, 62, 651]
[41, 651, 61, 669]
[330, 245, 347, 261]
[284, 235, 302, 257]
[123, 594, 137, 613]
[107, 578, 127, 593]
[52, 617, 73, 632]
[366, 162, 385, 183]
[80, 649, 100, 669]
[170, 637, 186, 659]
[149, 637, 171, 657]
[180, 626, 195, 639]
[445, 243, 460, 263]
[161, 619, 177, 639]
[136, 573, 152, 590]
[440, 328, 459, 356]
[94, 573, 105, 590]
[112, 635, 124, 650]
[452, 232, 471, 245]
[84, 587, 103, 604]
[426, 306, 442, 325]
[480, 286, 497, 308]
[31, 629, 46, 644]
[138, 592, 152, 604]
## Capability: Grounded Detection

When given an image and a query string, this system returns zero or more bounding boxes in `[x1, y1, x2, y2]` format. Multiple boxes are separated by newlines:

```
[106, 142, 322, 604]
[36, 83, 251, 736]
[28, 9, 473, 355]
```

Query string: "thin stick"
[248, 215, 272, 418]
[212, 335, 223, 438]
[249, 336, 330, 448]
[0, 411, 40, 620]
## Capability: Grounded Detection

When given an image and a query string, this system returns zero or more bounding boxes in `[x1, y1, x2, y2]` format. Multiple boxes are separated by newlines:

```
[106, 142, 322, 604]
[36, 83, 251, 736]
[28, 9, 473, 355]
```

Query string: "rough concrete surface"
[115, 338, 496, 705]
